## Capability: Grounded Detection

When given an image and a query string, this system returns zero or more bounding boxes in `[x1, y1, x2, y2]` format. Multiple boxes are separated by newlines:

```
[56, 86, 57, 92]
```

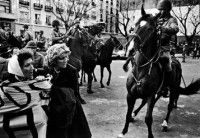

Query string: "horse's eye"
[140, 21, 147, 27]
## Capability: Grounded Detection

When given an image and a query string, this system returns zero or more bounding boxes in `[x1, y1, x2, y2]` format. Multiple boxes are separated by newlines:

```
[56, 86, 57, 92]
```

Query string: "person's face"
[159, 9, 169, 17]
[21, 58, 34, 79]
[54, 25, 59, 31]
[13, 48, 20, 55]
[56, 52, 70, 69]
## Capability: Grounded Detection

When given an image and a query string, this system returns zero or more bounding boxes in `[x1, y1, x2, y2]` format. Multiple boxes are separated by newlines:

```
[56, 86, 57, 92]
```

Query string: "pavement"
[80, 57, 200, 138]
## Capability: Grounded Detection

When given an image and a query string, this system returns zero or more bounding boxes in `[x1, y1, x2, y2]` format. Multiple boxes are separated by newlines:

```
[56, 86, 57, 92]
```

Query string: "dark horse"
[68, 23, 105, 94]
[118, 5, 200, 138]
[95, 35, 122, 88]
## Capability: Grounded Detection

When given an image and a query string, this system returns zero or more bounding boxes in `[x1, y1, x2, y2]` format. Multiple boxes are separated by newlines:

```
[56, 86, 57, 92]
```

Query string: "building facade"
[0, 0, 121, 39]
[0, 0, 16, 31]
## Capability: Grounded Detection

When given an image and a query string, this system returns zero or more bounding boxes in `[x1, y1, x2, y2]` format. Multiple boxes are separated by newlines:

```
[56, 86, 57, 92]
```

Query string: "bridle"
[131, 18, 163, 89]
[132, 20, 161, 68]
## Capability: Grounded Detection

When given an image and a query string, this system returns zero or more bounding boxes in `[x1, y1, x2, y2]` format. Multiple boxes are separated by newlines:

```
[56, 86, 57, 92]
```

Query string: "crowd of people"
[0, 19, 92, 138]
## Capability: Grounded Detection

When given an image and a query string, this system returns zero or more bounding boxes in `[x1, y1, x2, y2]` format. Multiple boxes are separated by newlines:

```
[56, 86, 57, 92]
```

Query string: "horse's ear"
[141, 4, 146, 16]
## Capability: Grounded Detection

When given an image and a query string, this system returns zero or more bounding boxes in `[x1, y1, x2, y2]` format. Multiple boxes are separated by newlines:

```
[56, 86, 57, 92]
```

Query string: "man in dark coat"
[156, 0, 179, 72]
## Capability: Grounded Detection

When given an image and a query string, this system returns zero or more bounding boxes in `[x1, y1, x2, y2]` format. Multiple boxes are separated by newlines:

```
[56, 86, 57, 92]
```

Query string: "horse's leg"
[80, 69, 84, 86]
[87, 72, 94, 94]
[83, 71, 86, 82]
[106, 65, 111, 86]
[100, 66, 105, 88]
[93, 71, 97, 82]
[132, 99, 147, 120]
[118, 94, 136, 138]
[145, 97, 156, 138]
[123, 57, 131, 72]
[161, 89, 177, 132]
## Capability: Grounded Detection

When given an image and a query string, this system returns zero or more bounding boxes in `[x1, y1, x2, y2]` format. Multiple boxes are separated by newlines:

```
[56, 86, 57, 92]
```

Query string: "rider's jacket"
[157, 14, 179, 51]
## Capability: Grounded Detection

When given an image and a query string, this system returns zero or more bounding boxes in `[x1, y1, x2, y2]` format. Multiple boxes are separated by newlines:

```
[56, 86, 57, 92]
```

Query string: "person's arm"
[162, 17, 179, 35]
[22, 32, 29, 42]
[51, 31, 64, 42]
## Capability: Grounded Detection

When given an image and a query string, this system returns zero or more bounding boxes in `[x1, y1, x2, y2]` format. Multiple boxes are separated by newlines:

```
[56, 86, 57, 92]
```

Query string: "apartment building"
[0, 0, 121, 39]
[0, 0, 16, 31]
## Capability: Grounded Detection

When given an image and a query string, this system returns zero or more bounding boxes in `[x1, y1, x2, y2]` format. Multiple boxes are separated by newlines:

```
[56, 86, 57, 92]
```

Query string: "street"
[80, 57, 200, 138]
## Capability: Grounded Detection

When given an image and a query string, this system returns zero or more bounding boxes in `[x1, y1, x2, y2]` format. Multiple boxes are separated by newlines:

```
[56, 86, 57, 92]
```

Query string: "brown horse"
[118, 5, 200, 138]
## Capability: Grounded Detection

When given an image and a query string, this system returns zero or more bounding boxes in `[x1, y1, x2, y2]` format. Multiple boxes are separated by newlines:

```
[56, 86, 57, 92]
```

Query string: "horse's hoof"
[117, 133, 124, 138]
[79, 98, 86, 104]
[87, 90, 94, 94]
[129, 117, 135, 122]
[106, 82, 110, 86]
[162, 126, 168, 132]
[161, 120, 168, 132]
[148, 134, 154, 138]
[101, 84, 105, 88]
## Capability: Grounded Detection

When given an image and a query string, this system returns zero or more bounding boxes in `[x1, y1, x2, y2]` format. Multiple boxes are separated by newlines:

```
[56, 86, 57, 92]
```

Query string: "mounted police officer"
[156, 0, 179, 72]
[51, 20, 68, 45]
[156, 0, 179, 97]
[22, 25, 33, 47]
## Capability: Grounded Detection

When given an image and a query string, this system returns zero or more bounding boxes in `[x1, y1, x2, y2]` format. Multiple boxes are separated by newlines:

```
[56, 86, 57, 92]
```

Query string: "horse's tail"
[178, 78, 200, 95]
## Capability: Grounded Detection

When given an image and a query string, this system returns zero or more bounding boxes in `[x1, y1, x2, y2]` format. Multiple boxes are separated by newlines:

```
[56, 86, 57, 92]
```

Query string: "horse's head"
[106, 35, 122, 49]
[132, 5, 158, 60]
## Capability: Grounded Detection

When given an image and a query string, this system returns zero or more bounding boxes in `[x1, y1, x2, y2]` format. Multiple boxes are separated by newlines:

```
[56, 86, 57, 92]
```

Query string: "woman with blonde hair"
[46, 43, 91, 138]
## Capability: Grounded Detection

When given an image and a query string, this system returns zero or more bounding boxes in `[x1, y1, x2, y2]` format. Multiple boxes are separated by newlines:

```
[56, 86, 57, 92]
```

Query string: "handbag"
[0, 79, 51, 138]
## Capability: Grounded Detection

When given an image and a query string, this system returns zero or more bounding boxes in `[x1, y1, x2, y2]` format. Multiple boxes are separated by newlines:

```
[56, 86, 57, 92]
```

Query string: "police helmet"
[157, 0, 172, 11]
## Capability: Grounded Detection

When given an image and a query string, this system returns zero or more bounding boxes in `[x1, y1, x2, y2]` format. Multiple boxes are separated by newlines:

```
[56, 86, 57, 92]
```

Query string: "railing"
[45, 5, 53, 12]
[19, 0, 29, 6]
[19, 18, 30, 23]
[35, 19, 41, 24]
[33, 3, 43, 10]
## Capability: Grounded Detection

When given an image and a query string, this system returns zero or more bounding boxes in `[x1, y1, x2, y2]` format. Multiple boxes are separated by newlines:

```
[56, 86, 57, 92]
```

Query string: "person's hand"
[35, 76, 46, 81]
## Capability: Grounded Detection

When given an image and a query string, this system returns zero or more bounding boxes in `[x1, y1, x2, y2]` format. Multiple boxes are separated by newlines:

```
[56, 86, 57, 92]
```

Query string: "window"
[19, 11, 29, 23]
[35, 13, 41, 24]
[46, 15, 51, 26]
[0, 0, 11, 13]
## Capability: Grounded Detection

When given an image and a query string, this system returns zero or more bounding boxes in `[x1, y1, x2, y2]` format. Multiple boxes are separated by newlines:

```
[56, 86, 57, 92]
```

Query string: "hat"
[157, 0, 172, 11]
[23, 24, 29, 29]
[52, 20, 60, 27]
[25, 41, 37, 49]
[46, 43, 71, 67]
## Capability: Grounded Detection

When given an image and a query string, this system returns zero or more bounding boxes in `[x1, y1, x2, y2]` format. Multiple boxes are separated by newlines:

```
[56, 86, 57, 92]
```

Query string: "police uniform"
[156, 0, 179, 71]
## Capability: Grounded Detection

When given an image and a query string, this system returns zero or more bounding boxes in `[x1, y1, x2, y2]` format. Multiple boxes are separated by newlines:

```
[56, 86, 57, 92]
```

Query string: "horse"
[79, 35, 122, 88]
[67, 23, 105, 94]
[95, 35, 122, 88]
[118, 5, 200, 138]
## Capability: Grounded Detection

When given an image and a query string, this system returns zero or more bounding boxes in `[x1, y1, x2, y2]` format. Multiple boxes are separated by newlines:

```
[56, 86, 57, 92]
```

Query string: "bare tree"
[112, 0, 141, 55]
[172, 0, 200, 46]
[51, 0, 96, 31]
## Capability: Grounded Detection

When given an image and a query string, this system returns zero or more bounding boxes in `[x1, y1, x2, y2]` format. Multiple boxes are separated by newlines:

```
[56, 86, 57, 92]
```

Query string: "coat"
[47, 64, 91, 138]
[157, 13, 179, 51]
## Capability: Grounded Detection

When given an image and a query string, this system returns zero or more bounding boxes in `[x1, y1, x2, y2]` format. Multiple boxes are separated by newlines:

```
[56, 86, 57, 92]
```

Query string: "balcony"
[45, 5, 53, 12]
[46, 21, 51, 26]
[34, 3, 43, 10]
[56, 7, 64, 14]
[19, 18, 30, 23]
[35, 19, 41, 24]
[19, 0, 29, 6]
